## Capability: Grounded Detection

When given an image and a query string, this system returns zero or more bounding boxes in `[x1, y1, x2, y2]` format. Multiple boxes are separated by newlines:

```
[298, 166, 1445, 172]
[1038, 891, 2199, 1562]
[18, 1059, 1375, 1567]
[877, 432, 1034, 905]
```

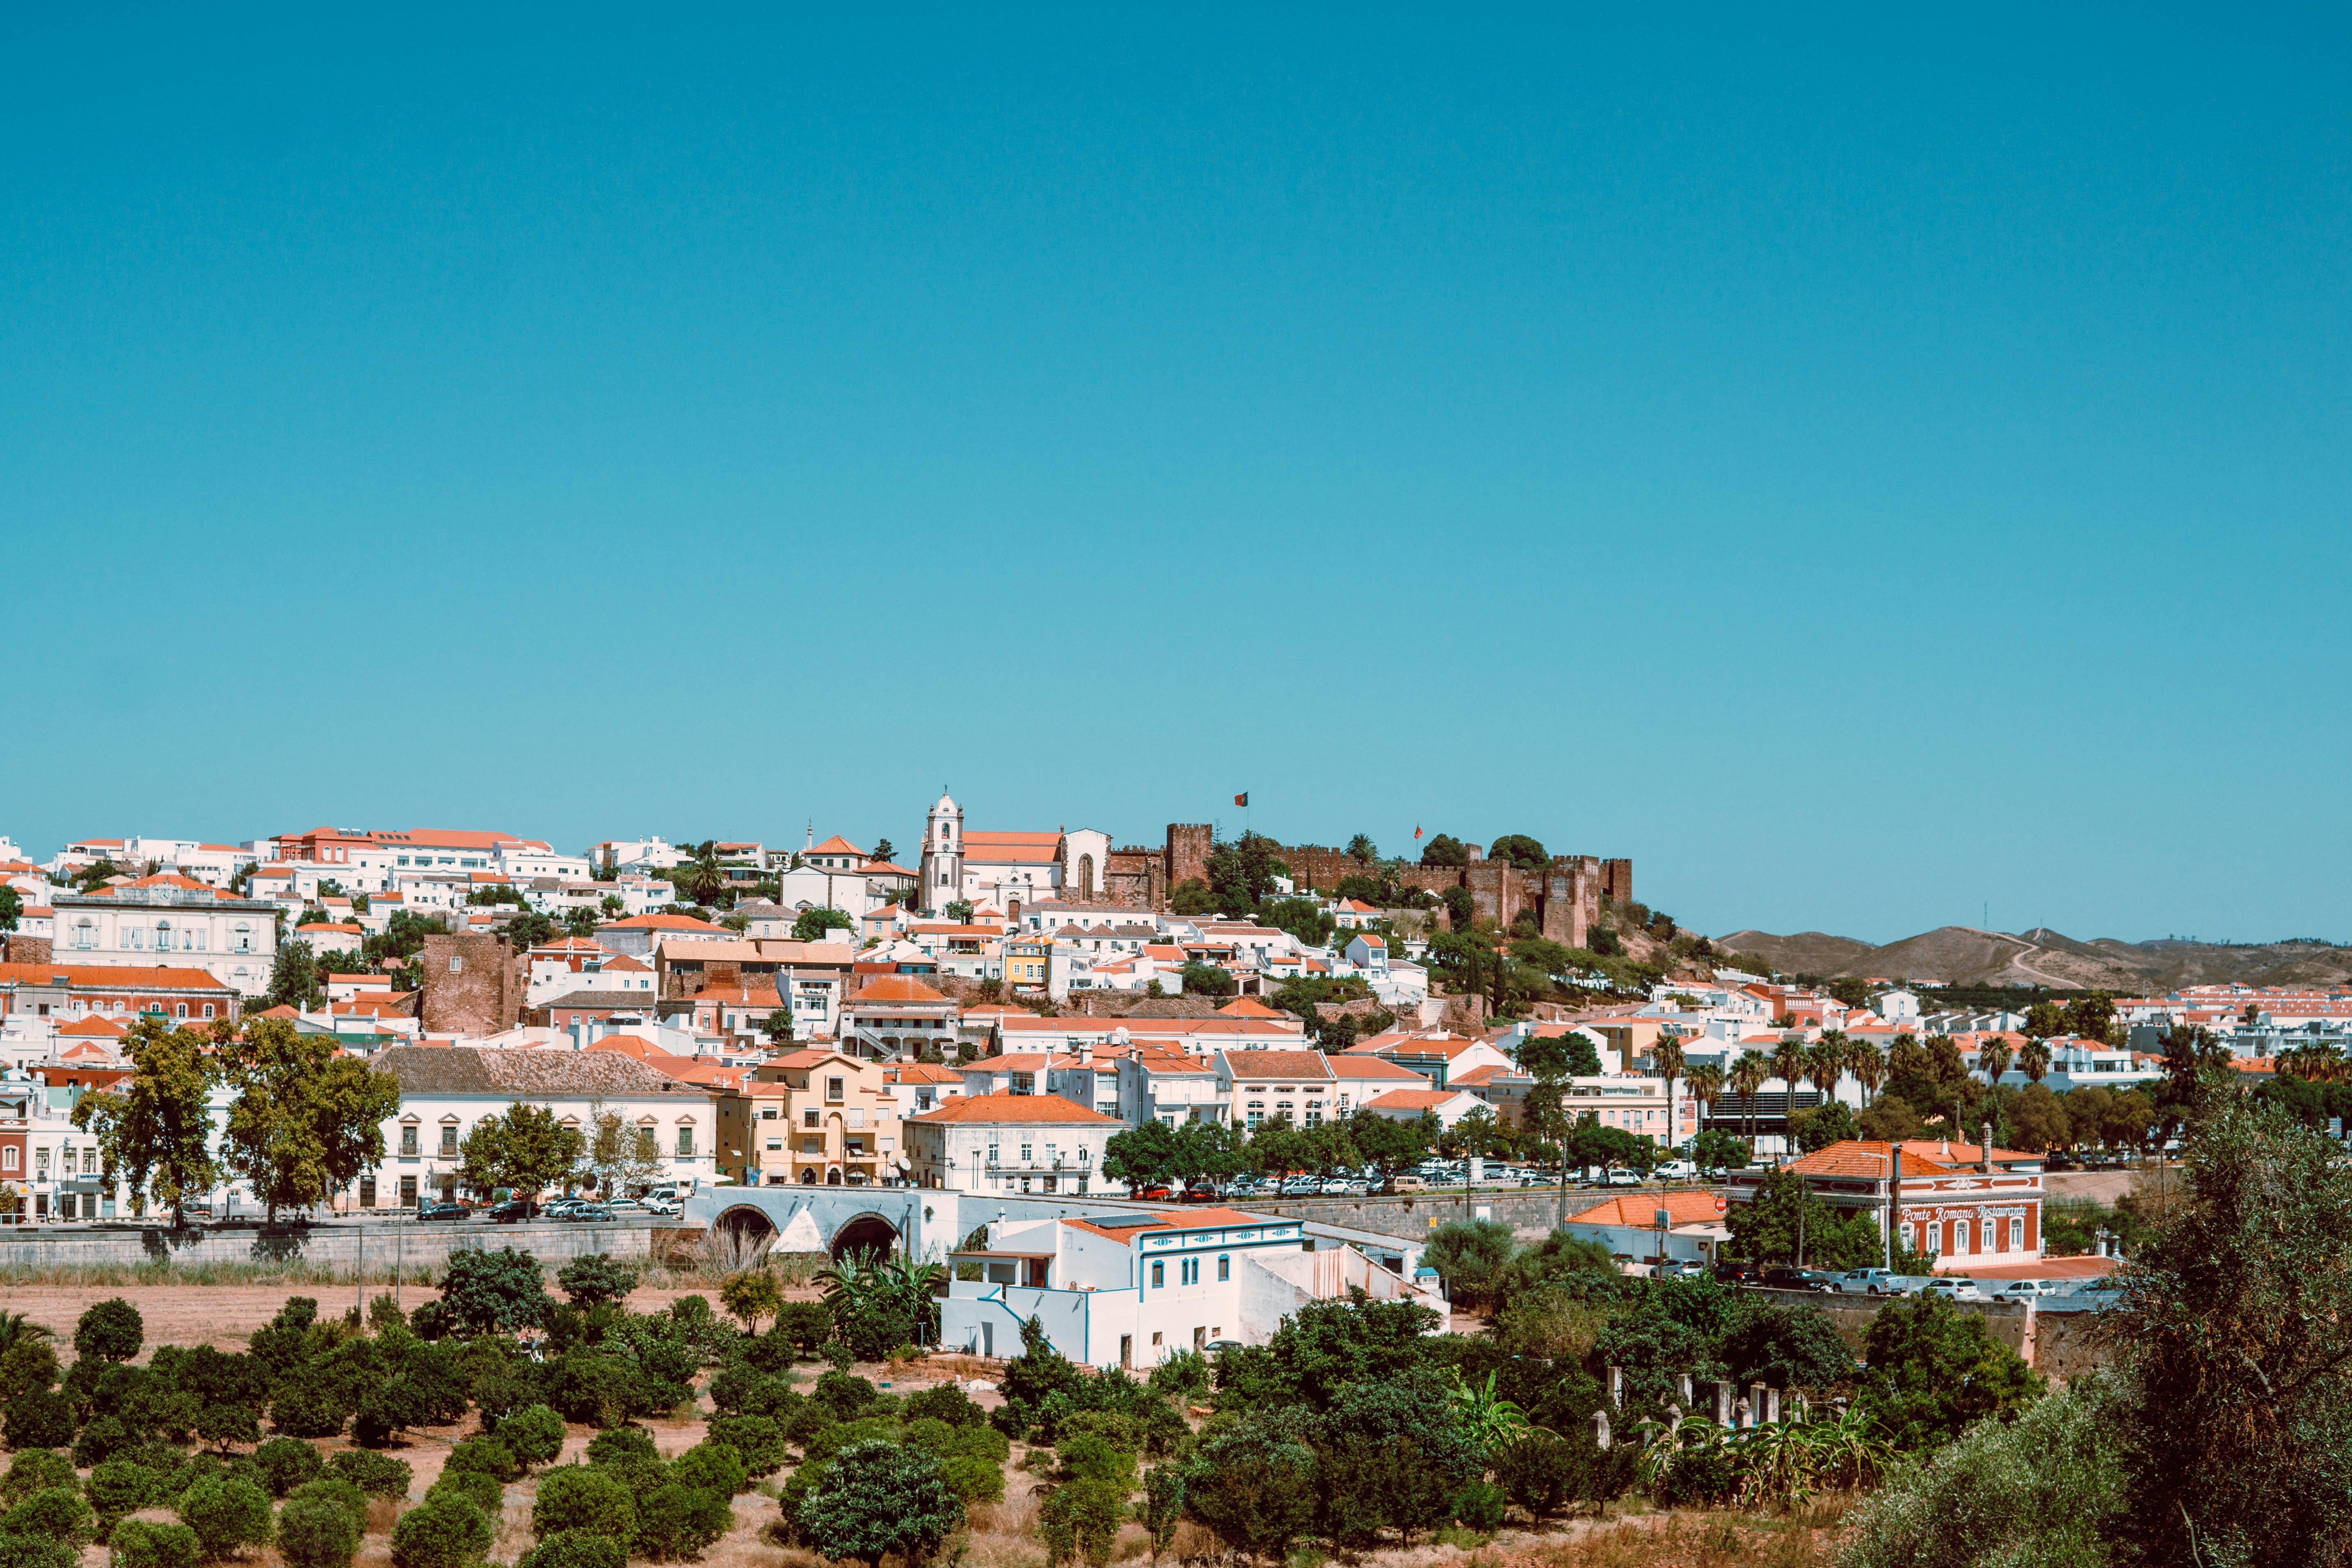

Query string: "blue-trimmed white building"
[940, 1204, 1449, 1369]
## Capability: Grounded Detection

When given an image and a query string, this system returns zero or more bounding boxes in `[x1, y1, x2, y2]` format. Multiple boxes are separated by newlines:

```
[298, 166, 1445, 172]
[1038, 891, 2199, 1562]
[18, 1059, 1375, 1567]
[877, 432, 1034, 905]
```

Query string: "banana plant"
[1447, 1368, 1536, 1457]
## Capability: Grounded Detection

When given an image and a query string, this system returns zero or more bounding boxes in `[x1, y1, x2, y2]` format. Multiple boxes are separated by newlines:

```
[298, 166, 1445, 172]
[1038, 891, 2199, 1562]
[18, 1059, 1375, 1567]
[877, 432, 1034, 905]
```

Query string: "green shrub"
[670, 1440, 749, 1497]
[288, 1474, 369, 1530]
[1491, 1430, 1571, 1519]
[1451, 1480, 1507, 1532]
[704, 1415, 786, 1477]
[631, 1483, 734, 1561]
[446, 1434, 524, 1484]
[73, 1412, 133, 1467]
[532, 1465, 635, 1541]
[277, 1492, 363, 1568]
[583, 1425, 658, 1467]
[1649, 1445, 1733, 1509]
[903, 1382, 984, 1428]
[196, 1401, 263, 1451]
[429, 1468, 504, 1517]
[775, 1301, 832, 1355]
[1057, 1432, 1136, 1486]
[498, 1404, 566, 1468]
[515, 1528, 629, 1568]
[84, 1458, 165, 1525]
[2, 1484, 96, 1545]
[390, 1492, 493, 1568]
[436, 1248, 554, 1337]
[74, 1298, 144, 1365]
[2, 1390, 76, 1452]
[107, 1518, 203, 1568]
[795, 1440, 965, 1568]
[938, 1451, 1005, 1504]
[811, 1370, 876, 1421]
[326, 1448, 414, 1498]
[802, 1416, 898, 1465]
[557, 1255, 640, 1310]
[782, 1403, 831, 1446]
[1, 1449, 76, 1506]
[254, 1436, 325, 1497]
[1843, 1376, 2125, 1568]
[178, 1475, 275, 1559]
[269, 1371, 351, 1439]
[547, 1355, 632, 1429]
[1039, 1475, 1126, 1568]
[0, 1530, 78, 1568]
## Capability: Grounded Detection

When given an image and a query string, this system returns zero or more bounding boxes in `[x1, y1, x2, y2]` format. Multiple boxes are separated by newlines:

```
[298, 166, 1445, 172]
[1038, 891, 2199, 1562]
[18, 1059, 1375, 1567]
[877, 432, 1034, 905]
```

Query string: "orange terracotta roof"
[907, 1091, 1118, 1125]
[809, 835, 868, 858]
[603, 913, 725, 931]
[0, 963, 233, 991]
[1217, 998, 1287, 1019]
[1565, 1191, 1728, 1228]
[1216, 1050, 1335, 1080]
[1328, 1056, 1426, 1081]
[851, 976, 951, 1005]
[1785, 1140, 1960, 1178]
[1365, 1088, 1464, 1111]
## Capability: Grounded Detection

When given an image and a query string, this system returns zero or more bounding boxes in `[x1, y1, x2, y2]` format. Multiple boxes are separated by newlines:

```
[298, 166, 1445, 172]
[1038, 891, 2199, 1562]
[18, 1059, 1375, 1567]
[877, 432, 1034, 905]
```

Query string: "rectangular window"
[2010, 1217, 2024, 1250]
[987, 1144, 1000, 1166]
[448, 956, 464, 973]
[804, 1110, 819, 1128]
[400, 1127, 418, 1156]
[676, 1127, 695, 1157]
[1020, 1143, 1033, 1163]
[1151, 1261, 1165, 1288]
[400, 1175, 418, 1206]
[1218, 1255, 1230, 1280]
[827, 1077, 844, 1102]
[635, 1128, 657, 1160]
[359, 1177, 376, 1207]
[439, 1127, 457, 1157]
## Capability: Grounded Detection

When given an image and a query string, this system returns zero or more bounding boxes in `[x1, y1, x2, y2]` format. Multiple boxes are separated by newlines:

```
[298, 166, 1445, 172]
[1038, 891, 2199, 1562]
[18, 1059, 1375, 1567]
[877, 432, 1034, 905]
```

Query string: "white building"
[939, 1206, 1448, 1369]
[369, 1045, 719, 1207]
[52, 877, 279, 996]
[903, 1091, 1125, 1197]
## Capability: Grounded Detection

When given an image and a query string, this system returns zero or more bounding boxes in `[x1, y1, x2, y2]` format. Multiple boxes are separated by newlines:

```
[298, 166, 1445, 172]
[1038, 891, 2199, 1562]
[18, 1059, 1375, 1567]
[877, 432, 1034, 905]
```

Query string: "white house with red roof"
[53, 875, 280, 995]
[1359, 1086, 1486, 1129]
[1344, 1028, 1514, 1088]
[903, 1090, 1127, 1197]
[1726, 1138, 2046, 1268]
[1212, 1049, 1337, 1132]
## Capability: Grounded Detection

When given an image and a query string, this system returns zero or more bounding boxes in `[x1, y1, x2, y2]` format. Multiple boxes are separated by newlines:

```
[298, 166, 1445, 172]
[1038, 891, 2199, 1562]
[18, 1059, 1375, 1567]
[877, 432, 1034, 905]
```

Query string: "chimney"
[1979, 1120, 1993, 1175]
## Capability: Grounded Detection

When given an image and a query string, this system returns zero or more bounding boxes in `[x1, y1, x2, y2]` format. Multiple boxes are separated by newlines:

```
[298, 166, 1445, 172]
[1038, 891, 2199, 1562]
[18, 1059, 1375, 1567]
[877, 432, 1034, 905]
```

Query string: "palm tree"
[2017, 1039, 2052, 1085]
[0, 1310, 50, 1354]
[1730, 1052, 1769, 1156]
[1803, 1040, 1845, 1109]
[1346, 833, 1377, 864]
[679, 840, 724, 905]
[1845, 1038, 1887, 1107]
[1978, 1036, 2014, 1087]
[1653, 1030, 1687, 1151]
[1685, 1063, 1726, 1146]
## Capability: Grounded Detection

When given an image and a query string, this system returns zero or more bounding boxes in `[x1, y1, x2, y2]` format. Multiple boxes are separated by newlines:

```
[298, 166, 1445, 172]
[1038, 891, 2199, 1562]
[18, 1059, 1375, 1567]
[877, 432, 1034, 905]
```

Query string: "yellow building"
[1005, 933, 1051, 994]
[747, 1049, 904, 1186]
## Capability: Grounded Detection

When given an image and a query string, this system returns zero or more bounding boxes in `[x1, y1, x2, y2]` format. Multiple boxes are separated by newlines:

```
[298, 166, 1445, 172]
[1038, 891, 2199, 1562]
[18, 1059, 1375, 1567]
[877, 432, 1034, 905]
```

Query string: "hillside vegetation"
[1715, 926, 2352, 989]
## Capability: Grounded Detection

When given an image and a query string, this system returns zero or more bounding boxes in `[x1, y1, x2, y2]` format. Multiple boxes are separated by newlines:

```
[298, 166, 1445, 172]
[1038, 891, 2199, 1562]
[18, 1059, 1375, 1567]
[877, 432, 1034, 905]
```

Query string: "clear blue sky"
[5, 6, 2347, 945]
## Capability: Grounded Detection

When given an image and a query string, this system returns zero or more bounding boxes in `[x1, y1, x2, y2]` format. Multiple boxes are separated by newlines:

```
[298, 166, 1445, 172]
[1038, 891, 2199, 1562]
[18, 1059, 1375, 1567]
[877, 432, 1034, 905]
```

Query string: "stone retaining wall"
[0, 1220, 658, 1272]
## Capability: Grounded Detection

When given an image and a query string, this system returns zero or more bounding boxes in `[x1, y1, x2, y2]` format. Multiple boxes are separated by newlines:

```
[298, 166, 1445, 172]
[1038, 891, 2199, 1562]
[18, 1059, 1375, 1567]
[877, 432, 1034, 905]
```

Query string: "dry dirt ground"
[0, 1281, 821, 1353]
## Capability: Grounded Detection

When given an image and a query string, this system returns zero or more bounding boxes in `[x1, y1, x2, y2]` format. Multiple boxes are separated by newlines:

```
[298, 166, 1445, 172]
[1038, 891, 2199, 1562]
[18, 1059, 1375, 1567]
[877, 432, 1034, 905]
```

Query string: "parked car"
[1319, 1177, 1358, 1195]
[1990, 1279, 2059, 1302]
[488, 1199, 538, 1223]
[1279, 1176, 1321, 1196]
[416, 1202, 470, 1223]
[1920, 1278, 1984, 1302]
[1602, 1168, 1644, 1187]
[1713, 1258, 1763, 1285]
[604, 1197, 645, 1211]
[641, 1198, 682, 1217]
[1135, 1184, 1175, 1201]
[1835, 1268, 1902, 1295]
[1386, 1175, 1429, 1192]
[1651, 1159, 1697, 1181]
[564, 1205, 617, 1223]
[1659, 1259, 1709, 1280]
[1760, 1267, 1837, 1293]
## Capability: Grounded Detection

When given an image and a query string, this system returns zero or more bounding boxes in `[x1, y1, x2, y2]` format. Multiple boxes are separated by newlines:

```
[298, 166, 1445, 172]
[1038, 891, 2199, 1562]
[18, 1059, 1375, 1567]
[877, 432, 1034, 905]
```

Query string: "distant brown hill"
[1715, 926, 2352, 990]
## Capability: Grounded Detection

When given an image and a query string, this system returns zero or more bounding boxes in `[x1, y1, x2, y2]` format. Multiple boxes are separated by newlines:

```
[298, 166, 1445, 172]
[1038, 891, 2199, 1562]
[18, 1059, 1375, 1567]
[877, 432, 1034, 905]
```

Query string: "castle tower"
[919, 788, 964, 913]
